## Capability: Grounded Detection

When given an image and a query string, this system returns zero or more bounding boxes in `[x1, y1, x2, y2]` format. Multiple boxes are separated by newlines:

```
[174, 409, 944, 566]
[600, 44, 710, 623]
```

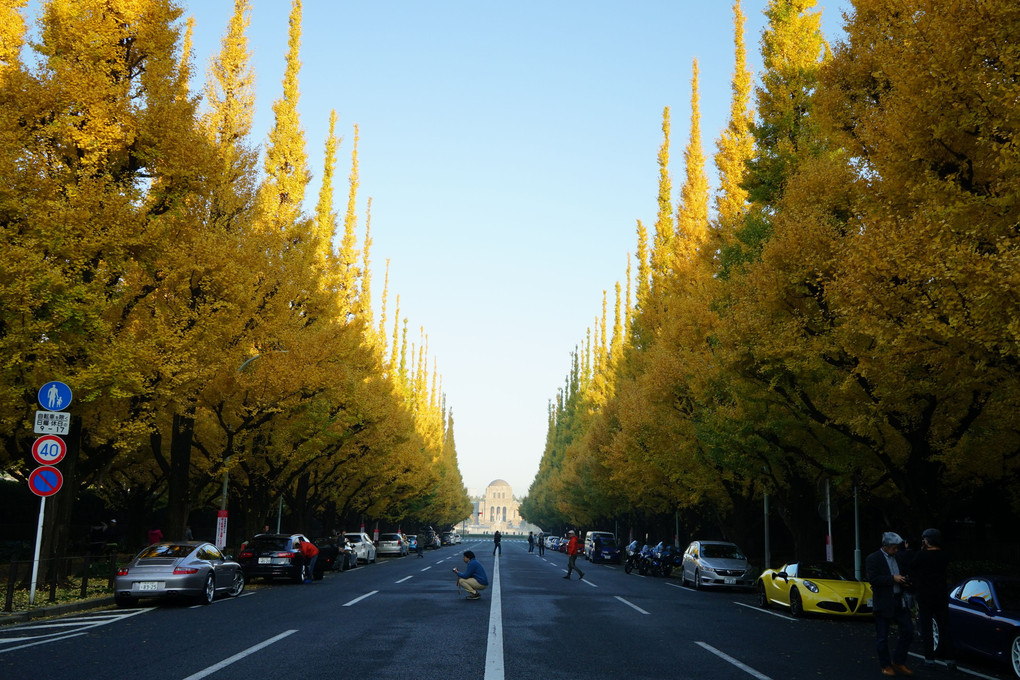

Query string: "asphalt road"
[0, 539, 1011, 680]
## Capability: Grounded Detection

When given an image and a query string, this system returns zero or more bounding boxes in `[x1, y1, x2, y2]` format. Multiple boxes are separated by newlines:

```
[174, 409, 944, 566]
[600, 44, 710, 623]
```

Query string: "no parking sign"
[28, 466, 63, 497]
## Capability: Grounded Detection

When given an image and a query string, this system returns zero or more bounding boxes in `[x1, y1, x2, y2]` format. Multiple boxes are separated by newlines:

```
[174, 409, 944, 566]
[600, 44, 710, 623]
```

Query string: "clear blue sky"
[181, 1, 849, 497]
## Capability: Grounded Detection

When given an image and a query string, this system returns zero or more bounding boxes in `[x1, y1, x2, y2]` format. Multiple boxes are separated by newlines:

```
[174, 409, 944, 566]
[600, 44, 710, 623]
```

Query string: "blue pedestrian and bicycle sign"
[38, 381, 72, 411]
[28, 467, 63, 497]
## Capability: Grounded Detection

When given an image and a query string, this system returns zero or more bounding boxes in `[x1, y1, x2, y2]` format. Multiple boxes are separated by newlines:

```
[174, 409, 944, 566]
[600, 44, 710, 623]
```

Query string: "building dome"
[487, 479, 510, 488]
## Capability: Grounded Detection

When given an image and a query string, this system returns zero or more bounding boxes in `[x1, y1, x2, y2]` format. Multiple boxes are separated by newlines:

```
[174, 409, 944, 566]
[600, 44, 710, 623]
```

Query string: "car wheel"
[681, 569, 689, 587]
[624, 560, 633, 574]
[1009, 634, 1019, 679]
[757, 581, 770, 608]
[789, 587, 804, 617]
[228, 570, 245, 597]
[115, 595, 136, 608]
[294, 563, 308, 583]
[199, 574, 215, 605]
[693, 569, 701, 590]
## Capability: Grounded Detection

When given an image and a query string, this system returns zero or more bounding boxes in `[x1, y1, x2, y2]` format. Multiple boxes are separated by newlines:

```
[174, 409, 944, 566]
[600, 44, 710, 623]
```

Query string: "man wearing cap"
[866, 531, 914, 676]
[563, 530, 584, 580]
[906, 528, 956, 669]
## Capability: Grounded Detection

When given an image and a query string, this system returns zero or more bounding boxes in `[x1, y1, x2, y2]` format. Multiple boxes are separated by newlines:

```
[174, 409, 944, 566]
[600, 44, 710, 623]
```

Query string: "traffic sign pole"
[29, 496, 45, 605]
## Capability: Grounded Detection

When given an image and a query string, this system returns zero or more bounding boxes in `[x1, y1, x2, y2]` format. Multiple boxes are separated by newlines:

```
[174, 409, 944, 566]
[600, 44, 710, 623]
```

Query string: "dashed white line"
[614, 596, 649, 615]
[181, 629, 297, 680]
[395, 575, 413, 584]
[420, 566, 431, 572]
[342, 590, 379, 607]
[695, 641, 773, 680]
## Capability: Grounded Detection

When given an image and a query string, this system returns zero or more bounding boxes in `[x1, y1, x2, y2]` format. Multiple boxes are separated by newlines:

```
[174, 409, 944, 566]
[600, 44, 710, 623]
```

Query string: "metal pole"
[763, 493, 771, 570]
[277, 495, 283, 533]
[29, 496, 45, 605]
[825, 479, 834, 561]
[854, 483, 862, 580]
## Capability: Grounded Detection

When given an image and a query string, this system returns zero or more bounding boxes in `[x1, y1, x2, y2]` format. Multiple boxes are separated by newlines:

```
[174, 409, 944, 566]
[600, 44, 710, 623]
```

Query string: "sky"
[178, 1, 849, 497]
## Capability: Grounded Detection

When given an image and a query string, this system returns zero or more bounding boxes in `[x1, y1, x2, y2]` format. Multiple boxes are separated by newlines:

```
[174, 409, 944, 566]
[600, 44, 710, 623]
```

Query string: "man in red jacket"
[563, 530, 584, 580]
[296, 537, 319, 584]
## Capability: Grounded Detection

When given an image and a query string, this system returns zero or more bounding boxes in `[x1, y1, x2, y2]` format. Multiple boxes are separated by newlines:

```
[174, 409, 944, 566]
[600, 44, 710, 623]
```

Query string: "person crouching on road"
[453, 550, 488, 600]
[564, 530, 584, 580]
[296, 537, 319, 583]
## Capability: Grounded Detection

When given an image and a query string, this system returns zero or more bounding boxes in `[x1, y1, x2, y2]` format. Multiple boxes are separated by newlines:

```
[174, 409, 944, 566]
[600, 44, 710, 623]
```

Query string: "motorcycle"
[641, 544, 663, 576]
[623, 540, 642, 574]
[653, 542, 683, 578]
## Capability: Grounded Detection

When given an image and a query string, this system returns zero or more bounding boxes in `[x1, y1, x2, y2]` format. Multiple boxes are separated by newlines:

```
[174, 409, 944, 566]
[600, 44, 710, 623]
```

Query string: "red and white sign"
[215, 509, 228, 549]
[32, 435, 67, 466]
[28, 466, 63, 497]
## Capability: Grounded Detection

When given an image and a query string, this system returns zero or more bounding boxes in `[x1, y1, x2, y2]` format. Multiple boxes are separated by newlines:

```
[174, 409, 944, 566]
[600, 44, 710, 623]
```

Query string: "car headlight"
[803, 580, 820, 593]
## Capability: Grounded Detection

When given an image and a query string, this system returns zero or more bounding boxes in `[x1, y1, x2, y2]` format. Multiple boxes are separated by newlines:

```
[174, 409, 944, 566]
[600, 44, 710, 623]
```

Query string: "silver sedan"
[114, 542, 245, 607]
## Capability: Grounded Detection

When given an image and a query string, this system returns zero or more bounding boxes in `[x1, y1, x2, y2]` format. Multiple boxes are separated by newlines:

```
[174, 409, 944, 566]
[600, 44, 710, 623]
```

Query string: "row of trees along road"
[521, 0, 1020, 562]
[0, 0, 471, 559]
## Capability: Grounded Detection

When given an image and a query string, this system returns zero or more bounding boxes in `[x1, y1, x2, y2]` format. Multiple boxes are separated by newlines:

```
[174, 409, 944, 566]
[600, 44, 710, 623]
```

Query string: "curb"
[0, 596, 116, 627]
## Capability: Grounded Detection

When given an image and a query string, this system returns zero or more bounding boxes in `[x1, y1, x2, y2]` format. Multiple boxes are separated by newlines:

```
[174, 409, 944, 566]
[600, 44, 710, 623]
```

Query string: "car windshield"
[379, 534, 399, 541]
[138, 544, 193, 559]
[994, 580, 1020, 610]
[248, 537, 290, 551]
[347, 535, 363, 543]
[799, 563, 852, 581]
[599, 539, 618, 549]
[701, 544, 745, 560]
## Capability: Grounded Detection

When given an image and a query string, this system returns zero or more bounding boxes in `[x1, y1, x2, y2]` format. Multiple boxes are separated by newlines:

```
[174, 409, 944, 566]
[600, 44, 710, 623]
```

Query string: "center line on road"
[420, 566, 431, 572]
[614, 596, 650, 615]
[181, 630, 297, 680]
[484, 555, 504, 680]
[581, 579, 598, 588]
[342, 590, 378, 607]
[395, 575, 413, 583]
[695, 641, 773, 680]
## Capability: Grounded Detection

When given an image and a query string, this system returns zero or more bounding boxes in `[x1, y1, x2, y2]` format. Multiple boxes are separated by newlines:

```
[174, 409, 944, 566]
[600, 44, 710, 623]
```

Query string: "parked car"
[546, 536, 561, 551]
[313, 536, 342, 571]
[441, 532, 455, 546]
[406, 534, 418, 551]
[115, 541, 245, 607]
[939, 575, 1020, 679]
[420, 527, 438, 550]
[346, 531, 377, 563]
[584, 531, 616, 561]
[680, 540, 756, 589]
[237, 533, 324, 582]
[588, 535, 623, 564]
[757, 561, 873, 617]
[377, 532, 408, 557]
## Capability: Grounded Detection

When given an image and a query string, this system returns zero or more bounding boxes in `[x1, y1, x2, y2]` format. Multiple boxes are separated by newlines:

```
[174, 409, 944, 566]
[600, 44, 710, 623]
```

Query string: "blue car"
[940, 575, 1020, 679]
[589, 537, 622, 564]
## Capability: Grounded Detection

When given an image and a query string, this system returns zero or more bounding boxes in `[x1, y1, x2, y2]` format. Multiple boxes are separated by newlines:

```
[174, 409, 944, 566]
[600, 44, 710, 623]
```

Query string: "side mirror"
[967, 596, 994, 613]
[776, 571, 788, 580]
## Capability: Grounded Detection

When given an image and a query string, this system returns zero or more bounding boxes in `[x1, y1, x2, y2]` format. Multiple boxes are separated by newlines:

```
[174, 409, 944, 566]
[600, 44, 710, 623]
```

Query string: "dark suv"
[237, 534, 324, 582]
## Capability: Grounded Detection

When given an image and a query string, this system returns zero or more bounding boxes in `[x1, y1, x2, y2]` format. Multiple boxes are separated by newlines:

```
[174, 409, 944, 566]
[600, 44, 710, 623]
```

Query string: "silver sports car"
[114, 542, 245, 607]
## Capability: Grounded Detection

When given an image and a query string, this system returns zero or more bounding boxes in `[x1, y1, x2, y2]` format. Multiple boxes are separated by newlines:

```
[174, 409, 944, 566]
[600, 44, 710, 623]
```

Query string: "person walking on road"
[537, 532, 545, 556]
[527, 531, 535, 553]
[493, 530, 502, 556]
[453, 550, 488, 600]
[866, 531, 914, 677]
[563, 530, 584, 580]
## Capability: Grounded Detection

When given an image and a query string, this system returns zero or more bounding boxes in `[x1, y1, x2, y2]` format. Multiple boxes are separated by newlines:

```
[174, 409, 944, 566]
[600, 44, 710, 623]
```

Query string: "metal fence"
[3, 552, 119, 613]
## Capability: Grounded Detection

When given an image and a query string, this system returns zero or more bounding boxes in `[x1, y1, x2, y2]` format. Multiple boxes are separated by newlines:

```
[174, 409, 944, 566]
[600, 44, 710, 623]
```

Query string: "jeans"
[875, 603, 914, 666]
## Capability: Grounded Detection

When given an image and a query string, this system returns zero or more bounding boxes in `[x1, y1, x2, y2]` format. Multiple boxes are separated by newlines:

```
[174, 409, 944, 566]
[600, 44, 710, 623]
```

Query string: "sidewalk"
[0, 595, 116, 626]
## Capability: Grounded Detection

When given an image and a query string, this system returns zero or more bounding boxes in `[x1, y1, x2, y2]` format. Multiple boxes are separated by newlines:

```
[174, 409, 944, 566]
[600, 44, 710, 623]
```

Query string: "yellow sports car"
[757, 561, 873, 617]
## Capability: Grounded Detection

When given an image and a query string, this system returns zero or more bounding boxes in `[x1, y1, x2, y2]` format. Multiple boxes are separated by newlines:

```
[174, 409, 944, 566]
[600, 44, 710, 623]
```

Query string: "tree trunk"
[166, 409, 195, 541]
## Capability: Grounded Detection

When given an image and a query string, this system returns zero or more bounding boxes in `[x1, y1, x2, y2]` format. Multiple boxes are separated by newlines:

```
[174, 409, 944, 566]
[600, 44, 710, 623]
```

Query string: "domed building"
[465, 479, 540, 536]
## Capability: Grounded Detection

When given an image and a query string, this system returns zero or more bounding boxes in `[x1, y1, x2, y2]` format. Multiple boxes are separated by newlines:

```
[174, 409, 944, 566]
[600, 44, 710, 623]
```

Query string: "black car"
[940, 575, 1020, 679]
[313, 537, 342, 571]
[441, 532, 455, 546]
[420, 527, 438, 550]
[237, 533, 324, 582]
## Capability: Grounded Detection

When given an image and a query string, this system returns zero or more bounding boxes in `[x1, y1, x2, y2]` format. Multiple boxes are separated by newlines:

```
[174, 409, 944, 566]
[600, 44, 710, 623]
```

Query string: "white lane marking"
[420, 566, 432, 572]
[734, 601, 796, 621]
[395, 575, 413, 584]
[0, 607, 153, 651]
[484, 554, 504, 680]
[665, 582, 685, 589]
[906, 653, 996, 680]
[181, 629, 297, 680]
[581, 579, 598, 588]
[614, 596, 650, 615]
[342, 590, 379, 607]
[695, 641, 773, 680]
[0, 632, 86, 653]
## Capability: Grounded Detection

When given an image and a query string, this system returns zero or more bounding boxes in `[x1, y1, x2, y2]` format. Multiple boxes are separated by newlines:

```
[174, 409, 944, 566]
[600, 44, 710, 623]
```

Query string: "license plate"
[867, 598, 873, 607]
[137, 582, 160, 591]
[258, 557, 271, 564]
[724, 577, 736, 585]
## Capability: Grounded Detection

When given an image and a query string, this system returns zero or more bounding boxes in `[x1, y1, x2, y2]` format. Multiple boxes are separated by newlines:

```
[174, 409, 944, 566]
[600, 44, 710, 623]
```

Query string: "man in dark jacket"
[866, 531, 914, 676]
[906, 528, 956, 669]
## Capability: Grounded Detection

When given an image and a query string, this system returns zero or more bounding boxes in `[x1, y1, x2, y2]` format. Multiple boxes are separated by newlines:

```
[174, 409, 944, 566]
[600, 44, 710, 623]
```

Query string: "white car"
[346, 531, 377, 563]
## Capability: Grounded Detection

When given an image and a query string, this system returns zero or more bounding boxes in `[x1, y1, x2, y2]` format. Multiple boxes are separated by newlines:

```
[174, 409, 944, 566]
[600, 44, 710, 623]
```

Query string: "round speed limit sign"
[32, 435, 67, 466]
